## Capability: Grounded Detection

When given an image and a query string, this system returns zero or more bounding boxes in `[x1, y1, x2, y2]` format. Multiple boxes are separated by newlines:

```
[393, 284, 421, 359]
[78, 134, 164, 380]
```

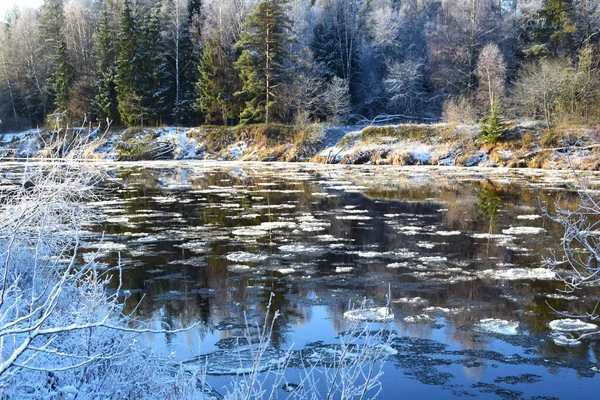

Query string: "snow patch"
[474, 318, 519, 336]
[343, 307, 394, 322]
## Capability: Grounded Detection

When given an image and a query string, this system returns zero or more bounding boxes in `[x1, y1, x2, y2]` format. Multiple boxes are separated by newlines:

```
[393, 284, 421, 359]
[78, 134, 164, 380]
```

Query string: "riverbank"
[1, 121, 599, 170]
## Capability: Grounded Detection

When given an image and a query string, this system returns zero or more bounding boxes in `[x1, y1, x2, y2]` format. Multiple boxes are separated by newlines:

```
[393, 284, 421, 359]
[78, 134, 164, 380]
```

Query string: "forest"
[0, 0, 599, 132]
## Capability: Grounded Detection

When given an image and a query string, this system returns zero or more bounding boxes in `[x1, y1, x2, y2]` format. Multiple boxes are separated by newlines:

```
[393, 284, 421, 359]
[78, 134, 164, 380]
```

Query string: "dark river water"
[81, 162, 600, 399]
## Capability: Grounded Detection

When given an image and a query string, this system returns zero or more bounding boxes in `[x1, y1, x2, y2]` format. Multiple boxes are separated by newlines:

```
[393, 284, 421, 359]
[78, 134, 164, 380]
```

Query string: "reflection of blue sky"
[80, 163, 600, 398]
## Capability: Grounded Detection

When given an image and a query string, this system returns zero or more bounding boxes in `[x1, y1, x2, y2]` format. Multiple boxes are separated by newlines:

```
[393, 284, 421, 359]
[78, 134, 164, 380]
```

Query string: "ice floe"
[480, 268, 555, 280]
[226, 251, 269, 263]
[403, 314, 436, 324]
[335, 215, 372, 221]
[232, 228, 270, 237]
[516, 215, 542, 220]
[343, 307, 394, 322]
[548, 319, 598, 332]
[474, 319, 519, 336]
[395, 297, 429, 307]
[502, 227, 546, 235]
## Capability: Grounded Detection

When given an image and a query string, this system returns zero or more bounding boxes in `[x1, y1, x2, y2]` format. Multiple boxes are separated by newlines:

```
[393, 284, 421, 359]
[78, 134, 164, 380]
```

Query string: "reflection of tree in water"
[477, 185, 502, 234]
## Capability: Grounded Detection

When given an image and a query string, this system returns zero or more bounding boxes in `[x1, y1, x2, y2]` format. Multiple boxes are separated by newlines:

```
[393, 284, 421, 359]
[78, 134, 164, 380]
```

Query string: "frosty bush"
[0, 159, 204, 398]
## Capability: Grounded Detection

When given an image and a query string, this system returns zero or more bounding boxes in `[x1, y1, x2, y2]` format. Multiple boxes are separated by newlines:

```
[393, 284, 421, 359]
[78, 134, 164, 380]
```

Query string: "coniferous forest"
[1, 0, 600, 132]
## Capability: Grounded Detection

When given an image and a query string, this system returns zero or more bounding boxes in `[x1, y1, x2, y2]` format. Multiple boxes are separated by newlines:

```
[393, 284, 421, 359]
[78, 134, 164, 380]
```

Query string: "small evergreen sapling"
[478, 100, 505, 144]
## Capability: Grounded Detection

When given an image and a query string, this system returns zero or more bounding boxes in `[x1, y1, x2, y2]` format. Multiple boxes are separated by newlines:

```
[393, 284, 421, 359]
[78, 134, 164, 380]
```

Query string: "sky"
[0, 0, 43, 20]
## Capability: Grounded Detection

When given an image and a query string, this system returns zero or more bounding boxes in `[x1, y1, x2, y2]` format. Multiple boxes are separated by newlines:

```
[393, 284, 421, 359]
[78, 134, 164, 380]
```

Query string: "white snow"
[403, 314, 436, 324]
[480, 268, 555, 280]
[502, 226, 546, 235]
[226, 251, 269, 263]
[516, 215, 542, 220]
[474, 318, 519, 336]
[343, 307, 394, 322]
[548, 319, 599, 332]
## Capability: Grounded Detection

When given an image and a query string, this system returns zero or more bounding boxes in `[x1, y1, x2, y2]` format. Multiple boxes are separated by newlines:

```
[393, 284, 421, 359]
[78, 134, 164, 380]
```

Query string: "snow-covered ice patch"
[502, 227, 546, 235]
[395, 297, 429, 307]
[344, 307, 394, 322]
[403, 314, 436, 324]
[226, 251, 269, 263]
[548, 319, 598, 333]
[516, 215, 542, 220]
[335, 215, 372, 221]
[480, 268, 555, 280]
[232, 228, 269, 237]
[474, 319, 519, 336]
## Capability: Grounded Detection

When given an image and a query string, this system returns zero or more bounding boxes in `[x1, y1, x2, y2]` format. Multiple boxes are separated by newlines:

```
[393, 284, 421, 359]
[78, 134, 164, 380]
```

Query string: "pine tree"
[539, 0, 577, 57]
[115, 0, 140, 126]
[234, 0, 291, 124]
[94, 5, 119, 125]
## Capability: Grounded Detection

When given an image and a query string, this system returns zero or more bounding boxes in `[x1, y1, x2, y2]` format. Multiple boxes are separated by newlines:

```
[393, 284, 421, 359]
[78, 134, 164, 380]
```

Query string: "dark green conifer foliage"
[539, 0, 577, 56]
[52, 40, 73, 112]
[40, 0, 69, 113]
[478, 100, 506, 144]
[94, 5, 119, 125]
[196, 40, 239, 125]
[139, 8, 168, 125]
[115, 0, 139, 126]
[235, 0, 291, 123]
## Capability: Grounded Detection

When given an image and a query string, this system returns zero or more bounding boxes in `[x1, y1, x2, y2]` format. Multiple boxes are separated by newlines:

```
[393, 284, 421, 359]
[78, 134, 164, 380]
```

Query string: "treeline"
[1, 0, 600, 132]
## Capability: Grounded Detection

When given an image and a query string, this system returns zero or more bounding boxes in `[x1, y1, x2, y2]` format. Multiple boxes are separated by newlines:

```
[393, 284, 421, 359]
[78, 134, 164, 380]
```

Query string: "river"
[82, 162, 599, 399]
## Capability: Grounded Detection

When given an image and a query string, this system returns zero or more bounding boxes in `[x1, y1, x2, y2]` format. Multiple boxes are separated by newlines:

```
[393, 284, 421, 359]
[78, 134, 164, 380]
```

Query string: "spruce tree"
[139, 8, 168, 125]
[52, 40, 73, 112]
[40, 0, 70, 113]
[94, 5, 119, 125]
[115, 0, 139, 126]
[196, 40, 238, 125]
[478, 100, 506, 145]
[234, 0, 291, 124]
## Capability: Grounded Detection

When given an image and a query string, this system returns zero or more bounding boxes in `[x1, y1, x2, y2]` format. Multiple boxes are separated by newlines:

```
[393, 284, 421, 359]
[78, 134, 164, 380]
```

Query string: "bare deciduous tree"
[475, 43, 506, 112]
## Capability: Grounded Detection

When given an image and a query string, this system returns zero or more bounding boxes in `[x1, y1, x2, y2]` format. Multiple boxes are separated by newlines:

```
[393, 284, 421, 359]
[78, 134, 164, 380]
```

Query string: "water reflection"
[85, 163, 600, 398]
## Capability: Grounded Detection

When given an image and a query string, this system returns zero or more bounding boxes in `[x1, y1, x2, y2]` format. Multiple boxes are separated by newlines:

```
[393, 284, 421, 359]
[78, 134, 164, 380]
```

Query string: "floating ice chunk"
[475, 318, 519, 336]
[551, 333, 582, 346]
[226, 251, 269, 263]
[548, 319, 599, 332]
[275, 268, 295, 274]
[502, 227, 546, 235]
[472, 233, 514, 240]
[335, 266, 353, 273]
[357, 251, 384, 258]
[176, 241, 207, 253]
[387, 262, 408, 269]
[232, 228, 269, 237]
[279, 244, 324, 254]
[417, 242, 436, 249]
[516, 215, 542, 220]
[343, 307, 394, 322]
[227, 264, 252, 272]
[134, 236, 161, 243]
[335, 215, 372, 221]
[395, 297, 429, 307]
[253, 204, 296, 210]
[259, 221, 297, 230]
[433, 230, 461, 236]
[545, 293, 579, 300]
[481, 268, 555, 280]
[403, 314, 436, 324]
[419, 256, 447, 263]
